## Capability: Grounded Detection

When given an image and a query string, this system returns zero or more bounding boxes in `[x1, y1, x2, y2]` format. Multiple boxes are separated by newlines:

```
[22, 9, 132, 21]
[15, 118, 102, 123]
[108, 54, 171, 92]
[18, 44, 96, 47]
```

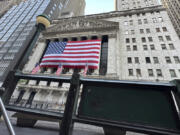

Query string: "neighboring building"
[9, 0, 180, 132]
[116, 0, 159, 11]
[0, 0, 25, 17]
[161, 0, 180, 38]
[0, 0, 85, 83]
[60, 0, 86, 17]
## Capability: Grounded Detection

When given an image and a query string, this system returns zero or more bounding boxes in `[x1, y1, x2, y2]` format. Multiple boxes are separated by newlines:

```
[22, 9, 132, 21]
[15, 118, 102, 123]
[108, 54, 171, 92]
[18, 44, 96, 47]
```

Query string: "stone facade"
[161, 0, 180, 39]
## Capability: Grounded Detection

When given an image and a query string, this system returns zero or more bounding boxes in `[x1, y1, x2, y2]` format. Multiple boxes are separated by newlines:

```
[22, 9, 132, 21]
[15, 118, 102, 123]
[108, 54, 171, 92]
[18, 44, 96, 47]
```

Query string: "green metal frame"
[2, 72, 180, 135]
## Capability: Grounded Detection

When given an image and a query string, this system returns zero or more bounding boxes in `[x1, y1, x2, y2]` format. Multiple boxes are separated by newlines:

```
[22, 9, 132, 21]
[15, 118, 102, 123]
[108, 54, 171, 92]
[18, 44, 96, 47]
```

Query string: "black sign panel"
[78, 80, 180, 134]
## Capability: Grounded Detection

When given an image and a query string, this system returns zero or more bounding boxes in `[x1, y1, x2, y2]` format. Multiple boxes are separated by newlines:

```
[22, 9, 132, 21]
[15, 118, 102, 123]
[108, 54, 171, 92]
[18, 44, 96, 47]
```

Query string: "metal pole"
[171, 90, 180, 121]
[59, 71, 80, 135]
[0, 97, 16, 135]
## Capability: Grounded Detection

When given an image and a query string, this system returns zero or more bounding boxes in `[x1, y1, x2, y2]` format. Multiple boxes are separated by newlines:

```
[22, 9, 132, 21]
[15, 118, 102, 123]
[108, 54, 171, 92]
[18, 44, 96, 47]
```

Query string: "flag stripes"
[40, 40, 101, 69]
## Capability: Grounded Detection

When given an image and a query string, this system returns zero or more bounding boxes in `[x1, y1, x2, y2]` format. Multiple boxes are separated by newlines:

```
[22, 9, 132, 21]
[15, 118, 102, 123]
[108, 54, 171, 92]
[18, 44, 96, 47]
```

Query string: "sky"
[85, 0, 162, 15]
[85, 0, 115, 15]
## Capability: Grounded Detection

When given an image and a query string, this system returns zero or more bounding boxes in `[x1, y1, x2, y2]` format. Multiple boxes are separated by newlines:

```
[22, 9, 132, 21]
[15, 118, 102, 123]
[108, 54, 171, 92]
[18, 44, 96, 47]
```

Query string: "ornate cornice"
[43, 18, 119, 36]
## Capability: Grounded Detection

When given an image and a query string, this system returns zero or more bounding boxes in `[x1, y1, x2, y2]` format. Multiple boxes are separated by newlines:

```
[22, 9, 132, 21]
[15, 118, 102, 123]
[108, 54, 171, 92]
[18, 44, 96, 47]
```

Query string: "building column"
[23, 40, 47, 73]
[107, 35, 117, 76]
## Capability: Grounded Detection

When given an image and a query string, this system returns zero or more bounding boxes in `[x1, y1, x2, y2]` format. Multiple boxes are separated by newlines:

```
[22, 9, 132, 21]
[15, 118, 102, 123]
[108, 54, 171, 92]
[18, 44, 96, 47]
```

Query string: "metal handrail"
[0, 88, 16, 135]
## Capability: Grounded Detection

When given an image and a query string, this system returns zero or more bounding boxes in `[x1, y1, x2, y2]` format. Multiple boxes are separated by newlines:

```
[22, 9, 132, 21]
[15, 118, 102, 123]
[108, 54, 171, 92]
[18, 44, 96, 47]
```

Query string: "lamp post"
[2, 14, 51, 111]
[17, 14, 51, 70]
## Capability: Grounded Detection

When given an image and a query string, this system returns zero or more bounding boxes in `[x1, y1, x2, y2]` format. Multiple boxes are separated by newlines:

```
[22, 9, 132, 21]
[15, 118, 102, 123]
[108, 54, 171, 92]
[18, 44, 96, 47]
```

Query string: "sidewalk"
[0, 111, 146, 135]
[0, 120, 104, 135]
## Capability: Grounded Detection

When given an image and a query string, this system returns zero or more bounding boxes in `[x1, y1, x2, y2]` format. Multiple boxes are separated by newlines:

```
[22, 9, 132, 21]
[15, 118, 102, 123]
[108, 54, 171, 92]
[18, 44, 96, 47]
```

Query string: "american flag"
[56, 64, 63, 76]
[83, 63, 88, 76]
[40, 40, 101, 69]
[31, 63, 40, 74]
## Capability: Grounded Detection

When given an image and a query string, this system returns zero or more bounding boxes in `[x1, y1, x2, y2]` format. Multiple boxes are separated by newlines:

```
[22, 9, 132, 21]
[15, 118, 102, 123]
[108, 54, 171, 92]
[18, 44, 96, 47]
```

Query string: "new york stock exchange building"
[9, 5, 180, 126]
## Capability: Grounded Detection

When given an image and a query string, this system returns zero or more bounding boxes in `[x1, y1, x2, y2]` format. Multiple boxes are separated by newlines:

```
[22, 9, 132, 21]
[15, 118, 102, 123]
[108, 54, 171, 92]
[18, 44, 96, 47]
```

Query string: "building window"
[158, 36, 164, 42]
[125, 30, 129, 35]
[148, 69, 154, 77]
[129, 20, 133, 25]
[162, 27, 167, 32]
[165, 57, 172, 64]
[0, 48, 8, 53]
[158, 17, 163, 22]
[166, 36, 172, 41]
[146, 28, 150, 33]
[131, 30, 135, 34]
[152, 18, 157, 23]
[169, 43, 175, 50]
[128, 69, 133, 76]
[81, 36, 87, 40]
[145, 57, 151, 63]
[153, 57, 159, 64]
[150, 44, 155, 50]
[0, 54, 3, 59]
[136, 69, 141, 77]
[143, 45, 148, 50]
[142, 37, 146, 43]
[156, 69, 163, 77]
[133, 45, 137, 51]
[138, 19, 142, 25]
[161, 44, 167, 50]
[3, 53, 15, 60]
[127, 57, 132, 63]
[148, 37, 153, 42]
[140, 29, 144, 34]
[126, 38, 130, 43]
[169, 70, 177, 77]
[135, 57, 139, 63]
[126, 45, 131, 51]
[124, 21, 128, 25]
[156, 28, 161, 32]
[174, 56, 180, 63]
[132, 38, 136, 43]
[144, 19, 148, 24]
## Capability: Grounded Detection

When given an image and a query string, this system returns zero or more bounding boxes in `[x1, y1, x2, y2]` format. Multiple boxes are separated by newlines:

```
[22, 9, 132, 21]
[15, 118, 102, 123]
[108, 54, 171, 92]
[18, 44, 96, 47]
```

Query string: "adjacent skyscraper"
[0, 0, 24, 17]
[61, 0, 86, 17]
[0, 0, 85, 83]
[161, 0, 180, 39]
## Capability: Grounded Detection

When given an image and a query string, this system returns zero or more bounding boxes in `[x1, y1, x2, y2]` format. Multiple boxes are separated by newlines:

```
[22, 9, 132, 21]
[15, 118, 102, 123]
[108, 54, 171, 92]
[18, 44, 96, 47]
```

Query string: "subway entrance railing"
[1, 70, 180, 135]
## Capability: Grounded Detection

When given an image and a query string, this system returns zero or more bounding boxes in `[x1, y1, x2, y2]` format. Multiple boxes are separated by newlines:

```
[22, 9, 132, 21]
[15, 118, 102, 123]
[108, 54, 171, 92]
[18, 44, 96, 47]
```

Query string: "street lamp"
[17, 14, 51, 70]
